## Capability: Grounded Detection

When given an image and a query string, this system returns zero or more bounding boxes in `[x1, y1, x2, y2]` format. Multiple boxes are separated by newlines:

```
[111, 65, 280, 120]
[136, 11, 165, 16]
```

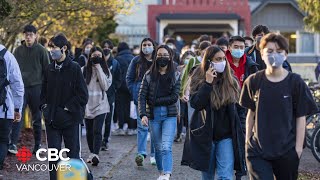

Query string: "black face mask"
[156, 57, 169, 67]
[103, 49, 111, 56]
[91, 57, 103, 64]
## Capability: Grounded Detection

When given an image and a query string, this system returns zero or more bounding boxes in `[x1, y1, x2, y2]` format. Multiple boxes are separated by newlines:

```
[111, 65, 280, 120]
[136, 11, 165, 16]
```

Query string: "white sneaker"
[157, 174, 170, 180]
[150, 157, 156, 165]
[127, 129, 134, 136]
[132, 129, 138, 135]
[157, 175, 164, 180]
[112, 128, 126, 136]
[86, 154, 94, 163]
[163, 174, 170, 180]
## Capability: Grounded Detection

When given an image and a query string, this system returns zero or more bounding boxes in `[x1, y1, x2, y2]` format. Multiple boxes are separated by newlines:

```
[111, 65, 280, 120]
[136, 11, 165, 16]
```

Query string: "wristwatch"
[14, 108, 19, 113]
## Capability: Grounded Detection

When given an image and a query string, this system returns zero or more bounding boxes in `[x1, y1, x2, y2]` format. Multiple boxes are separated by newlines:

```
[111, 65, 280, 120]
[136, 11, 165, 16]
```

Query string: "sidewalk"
[0, 129, 319, 180]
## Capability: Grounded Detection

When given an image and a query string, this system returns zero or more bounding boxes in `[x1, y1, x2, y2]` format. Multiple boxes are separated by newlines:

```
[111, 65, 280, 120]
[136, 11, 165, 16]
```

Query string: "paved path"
[1, 129, 319, 180]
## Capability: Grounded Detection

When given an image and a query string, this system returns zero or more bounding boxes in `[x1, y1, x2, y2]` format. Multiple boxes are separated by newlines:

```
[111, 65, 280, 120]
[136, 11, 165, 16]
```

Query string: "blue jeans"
[202, 138, 234, 180]
[149, 106, 177, 174]
[137, 108, 155, 157]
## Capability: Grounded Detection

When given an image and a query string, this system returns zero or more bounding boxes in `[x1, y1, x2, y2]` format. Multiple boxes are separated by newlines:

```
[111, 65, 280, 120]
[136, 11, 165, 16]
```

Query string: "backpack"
[0, 48, 9, 119]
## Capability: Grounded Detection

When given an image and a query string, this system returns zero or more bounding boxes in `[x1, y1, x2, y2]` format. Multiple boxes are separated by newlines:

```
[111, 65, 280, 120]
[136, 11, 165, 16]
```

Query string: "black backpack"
[0, 48, 9, 119]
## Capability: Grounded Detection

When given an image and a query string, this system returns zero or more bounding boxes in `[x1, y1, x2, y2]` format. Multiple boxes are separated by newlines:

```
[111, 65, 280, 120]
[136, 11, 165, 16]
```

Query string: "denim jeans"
[85, 113, 106, 155]
[137, 107, 155, 157]
[149, 106, 177, 174]
[0, 119, 13, 167]
[201, 138, 234, 180]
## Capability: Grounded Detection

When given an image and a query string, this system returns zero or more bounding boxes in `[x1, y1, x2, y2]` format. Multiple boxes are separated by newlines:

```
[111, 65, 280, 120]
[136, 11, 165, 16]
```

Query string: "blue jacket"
[115, 49, 134, 94]
[126, 56, 150, 105]
[0, 45, 24, 119]
[107, 56, 122, 104]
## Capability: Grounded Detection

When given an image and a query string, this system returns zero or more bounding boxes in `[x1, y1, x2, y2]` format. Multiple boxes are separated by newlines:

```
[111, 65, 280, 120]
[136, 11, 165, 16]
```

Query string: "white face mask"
[210, 60, 226, 73]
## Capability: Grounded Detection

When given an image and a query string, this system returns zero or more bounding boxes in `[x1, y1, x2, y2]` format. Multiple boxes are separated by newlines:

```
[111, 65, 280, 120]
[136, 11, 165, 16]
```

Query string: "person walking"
[40, 34, 88, 179]
[139, 45, 181, 180]
[101, 44, 122, 151]
[83, 46, 112, 166]
[0, 44, 24, 170]
[114, 42, 135, 135]
[127, 38, 157, 166]
[182, 45, 246, 180]
[240, 33, 318, 180]
[10, 24, 50, 154]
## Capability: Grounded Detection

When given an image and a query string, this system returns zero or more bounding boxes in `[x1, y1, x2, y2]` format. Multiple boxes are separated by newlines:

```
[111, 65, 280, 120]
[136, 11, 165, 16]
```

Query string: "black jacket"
[138, 71, 181, 119]
[181, 82, 246, 174]
[107, 56, 122, 104]
[40, 56, 89, 125]
[245, 45, 266, 71]
[115, 49, 134, 94]
[244, 56, 259, 82]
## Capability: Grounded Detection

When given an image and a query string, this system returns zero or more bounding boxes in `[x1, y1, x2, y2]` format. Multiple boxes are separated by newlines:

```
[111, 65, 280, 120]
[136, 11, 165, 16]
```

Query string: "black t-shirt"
[156, 74, 171, 98]
[212, 106, 232, 141]
[240, 70, 318, 159]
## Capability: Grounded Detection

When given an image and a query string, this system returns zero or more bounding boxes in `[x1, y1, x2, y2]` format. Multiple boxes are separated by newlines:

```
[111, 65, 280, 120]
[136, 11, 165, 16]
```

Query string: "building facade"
[115, 0, 319, 80]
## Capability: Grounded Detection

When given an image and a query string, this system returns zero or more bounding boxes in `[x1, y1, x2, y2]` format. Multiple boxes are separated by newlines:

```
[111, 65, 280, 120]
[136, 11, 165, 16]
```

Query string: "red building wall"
[148, 0, 251, 39]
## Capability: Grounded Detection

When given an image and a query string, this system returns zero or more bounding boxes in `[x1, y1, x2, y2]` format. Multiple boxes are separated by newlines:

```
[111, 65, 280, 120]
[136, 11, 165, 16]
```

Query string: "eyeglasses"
[24, 33, 35, 37]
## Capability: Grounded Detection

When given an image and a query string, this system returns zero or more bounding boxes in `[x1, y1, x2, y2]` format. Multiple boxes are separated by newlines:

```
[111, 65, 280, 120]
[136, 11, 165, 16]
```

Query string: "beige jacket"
[85, 65, 112, 119]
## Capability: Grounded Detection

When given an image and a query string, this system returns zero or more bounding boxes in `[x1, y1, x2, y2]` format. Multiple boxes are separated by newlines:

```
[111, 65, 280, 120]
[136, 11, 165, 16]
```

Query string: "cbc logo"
[36, 148, 70, 161]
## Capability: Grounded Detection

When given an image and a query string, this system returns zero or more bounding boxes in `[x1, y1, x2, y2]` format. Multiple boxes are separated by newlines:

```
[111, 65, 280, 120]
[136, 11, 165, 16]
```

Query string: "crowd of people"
[0, 23, 318, 180]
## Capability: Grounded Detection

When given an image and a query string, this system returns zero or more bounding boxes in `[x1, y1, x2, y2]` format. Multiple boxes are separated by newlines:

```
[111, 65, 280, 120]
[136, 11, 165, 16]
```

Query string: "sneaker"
[135, 154, 144, 167]
[91, 154, 100, 166]
[157, 174, 170, 180]
[112, 128, 126, 136]
[86, 154, 94, 163]
[150, 157, 156, 166]
[111, 123, 118, 131]
[101, 142, 109, 151]
[163, 174, 170, 180]
[174, 135, 182, 143]
[8, 144, 18, 154]
[32, 144, 41, 154]
[132, 129, 138, 135]
[127, 129, 134, 136]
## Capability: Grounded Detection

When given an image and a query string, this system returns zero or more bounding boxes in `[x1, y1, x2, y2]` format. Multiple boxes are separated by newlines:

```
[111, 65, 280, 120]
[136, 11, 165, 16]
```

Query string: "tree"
[88, 17, 118, 47]
[0, 0, 136, 49]
[297, 0, 320, 32]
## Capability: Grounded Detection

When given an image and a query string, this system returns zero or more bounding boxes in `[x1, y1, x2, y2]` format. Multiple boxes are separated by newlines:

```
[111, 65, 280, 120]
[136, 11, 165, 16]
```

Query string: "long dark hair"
[86, 46, 110, 85]
[149, 45, 175, 82]
[190, 45, 239, 109]
[135, 38, 157, 81]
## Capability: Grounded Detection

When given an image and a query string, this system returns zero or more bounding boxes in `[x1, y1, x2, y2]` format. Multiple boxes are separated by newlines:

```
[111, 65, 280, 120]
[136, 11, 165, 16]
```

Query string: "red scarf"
[226, 50, 246, 88]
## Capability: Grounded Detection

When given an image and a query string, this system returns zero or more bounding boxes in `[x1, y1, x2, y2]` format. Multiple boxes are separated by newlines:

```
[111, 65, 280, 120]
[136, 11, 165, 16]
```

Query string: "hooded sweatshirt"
[226, 50, 246, 88]
[85, 65, 112, 119]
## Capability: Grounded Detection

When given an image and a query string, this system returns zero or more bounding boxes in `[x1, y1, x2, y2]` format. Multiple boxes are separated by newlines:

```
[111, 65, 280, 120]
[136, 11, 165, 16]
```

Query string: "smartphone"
[209, 62, 217, 76]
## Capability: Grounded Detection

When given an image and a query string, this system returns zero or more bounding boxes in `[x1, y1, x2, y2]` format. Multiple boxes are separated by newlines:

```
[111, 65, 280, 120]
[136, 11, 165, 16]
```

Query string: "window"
[282, 32, 296, 53]
[300, 32, 315, 53]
